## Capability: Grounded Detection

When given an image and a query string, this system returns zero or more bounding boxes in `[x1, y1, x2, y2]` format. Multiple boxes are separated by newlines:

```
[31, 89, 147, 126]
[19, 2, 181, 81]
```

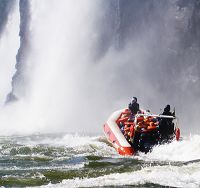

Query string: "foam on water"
[14, 133, 198, 188]
[40, 162, 200, 188]
[1, 163, 84, 171]
[1, 133, 200, 187]
[138, 135, 200, 162]
[0, 133, 117, 158]
[2, 133, 200, 161]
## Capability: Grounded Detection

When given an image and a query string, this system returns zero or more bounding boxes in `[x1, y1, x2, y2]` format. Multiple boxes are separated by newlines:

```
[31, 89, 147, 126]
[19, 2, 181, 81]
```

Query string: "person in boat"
[128, 97, 140, 114]
[128, 97, 140, 121]
[135, 116, 160, 153]
[162, 105, 172, 116]
[122, 121, 135, 144]
[159, 104, 175, 142]
[134, 116, 159, 138]
[132, 112, 160, 151]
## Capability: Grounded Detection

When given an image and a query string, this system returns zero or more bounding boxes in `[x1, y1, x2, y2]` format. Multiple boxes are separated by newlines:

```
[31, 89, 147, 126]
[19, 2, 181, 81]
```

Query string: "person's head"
[131, 97, 137, 104]
[164, 104, 170, 112]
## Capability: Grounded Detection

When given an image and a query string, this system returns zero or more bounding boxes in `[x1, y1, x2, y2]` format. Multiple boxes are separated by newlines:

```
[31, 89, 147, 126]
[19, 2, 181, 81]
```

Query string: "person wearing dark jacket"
[128, 97, 140, 115]
[159, 104, 175, 142]
[162, 105, 172, 116]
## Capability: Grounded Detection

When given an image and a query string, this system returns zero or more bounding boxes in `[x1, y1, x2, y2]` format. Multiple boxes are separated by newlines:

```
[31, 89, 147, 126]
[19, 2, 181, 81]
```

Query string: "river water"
[0, 133, 200, 187]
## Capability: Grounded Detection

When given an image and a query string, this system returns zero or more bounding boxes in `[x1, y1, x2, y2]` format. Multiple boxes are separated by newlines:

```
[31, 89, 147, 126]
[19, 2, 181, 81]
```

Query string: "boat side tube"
[103, 109, 134, 156]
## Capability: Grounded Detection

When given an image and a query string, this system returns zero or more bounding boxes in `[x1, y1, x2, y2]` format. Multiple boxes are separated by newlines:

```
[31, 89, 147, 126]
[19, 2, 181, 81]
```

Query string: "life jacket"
[135, 123, 148, 133]
[123, 122, 136, 137]
[123, 124, 130, 135]
[136, 116, 144, 123]
[116, 109, 130, 124]
[147, 122, 157, 130]
[116, 116, 129, 124]
[135, 117, 158, 133]
[129, 124, 135, 138]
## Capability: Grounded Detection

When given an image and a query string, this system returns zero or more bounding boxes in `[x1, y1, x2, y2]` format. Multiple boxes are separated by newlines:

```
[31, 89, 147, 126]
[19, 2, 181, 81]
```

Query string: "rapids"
[0, 133, 200, 187]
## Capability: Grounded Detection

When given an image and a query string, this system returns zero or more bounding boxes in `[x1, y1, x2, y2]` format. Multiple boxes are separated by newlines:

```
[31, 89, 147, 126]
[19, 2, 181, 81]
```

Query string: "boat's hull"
[103, 109, 134, 156]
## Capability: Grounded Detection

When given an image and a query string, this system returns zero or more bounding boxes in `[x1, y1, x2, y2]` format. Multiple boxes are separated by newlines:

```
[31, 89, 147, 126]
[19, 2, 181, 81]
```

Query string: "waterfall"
[0, 0, 200, 135]
[0, 0, 20, 107]
[0, 0, 101, 135]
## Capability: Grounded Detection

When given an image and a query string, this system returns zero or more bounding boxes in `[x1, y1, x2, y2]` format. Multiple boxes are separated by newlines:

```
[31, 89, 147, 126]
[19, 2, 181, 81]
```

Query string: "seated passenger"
[147, 118, 159, 131]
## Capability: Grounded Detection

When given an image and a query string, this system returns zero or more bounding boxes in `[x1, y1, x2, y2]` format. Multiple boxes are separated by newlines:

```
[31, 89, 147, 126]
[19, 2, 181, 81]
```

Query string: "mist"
[0, 0, 200, 135]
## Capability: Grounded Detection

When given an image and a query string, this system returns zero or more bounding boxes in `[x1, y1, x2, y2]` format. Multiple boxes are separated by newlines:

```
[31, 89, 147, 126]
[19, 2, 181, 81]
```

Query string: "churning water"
[1, 133, 200, 187]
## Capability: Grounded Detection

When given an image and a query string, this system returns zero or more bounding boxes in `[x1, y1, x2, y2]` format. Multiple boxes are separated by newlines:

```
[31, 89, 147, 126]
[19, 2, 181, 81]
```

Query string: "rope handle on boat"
[135, 114, 176, 119]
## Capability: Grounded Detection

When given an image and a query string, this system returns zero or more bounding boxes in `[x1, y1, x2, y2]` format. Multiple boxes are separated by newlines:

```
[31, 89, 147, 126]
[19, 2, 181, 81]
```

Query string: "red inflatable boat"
[103, 108, 180, 156]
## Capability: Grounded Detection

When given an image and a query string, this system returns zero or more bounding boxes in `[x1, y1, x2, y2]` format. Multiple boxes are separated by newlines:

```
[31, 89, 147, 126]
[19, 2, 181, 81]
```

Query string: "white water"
[138, 135, 200, 162]
[0, 133, 117, 156]
[43, 163, 200, 188]
[15, 134, 198, 188]
[11, 133, 200, 162]
[0, 1, 20, 107]
[1, 133, 200, 187]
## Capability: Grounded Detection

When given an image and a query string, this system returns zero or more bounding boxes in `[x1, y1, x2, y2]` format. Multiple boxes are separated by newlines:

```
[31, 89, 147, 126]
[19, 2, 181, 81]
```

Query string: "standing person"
[162, 105, 172, 116]
[159, 104, 175, 142]
[127, 97, 140, 123]
[128, 97, 140, 115]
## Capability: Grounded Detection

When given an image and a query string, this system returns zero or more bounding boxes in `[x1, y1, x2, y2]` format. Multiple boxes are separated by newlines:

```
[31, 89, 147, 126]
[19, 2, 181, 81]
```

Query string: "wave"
[41, 161, 200, 188]
[1, 133, 200, 187]
[138, 134, 200, 162]
[1, 133, 200, 161]
[0, 133, 117, 158]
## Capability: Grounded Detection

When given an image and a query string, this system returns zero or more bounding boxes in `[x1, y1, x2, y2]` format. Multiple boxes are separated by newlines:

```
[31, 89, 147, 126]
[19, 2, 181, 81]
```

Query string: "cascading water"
[0, 0, 20, 107]
[0, 0, 106, 134]
[1, 0, 198, 135]
[0, 0, 200, 187]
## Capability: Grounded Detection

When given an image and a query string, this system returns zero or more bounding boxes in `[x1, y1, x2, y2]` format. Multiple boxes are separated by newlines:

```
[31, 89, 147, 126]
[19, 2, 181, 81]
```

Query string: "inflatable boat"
[103, 108, 180, 156]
